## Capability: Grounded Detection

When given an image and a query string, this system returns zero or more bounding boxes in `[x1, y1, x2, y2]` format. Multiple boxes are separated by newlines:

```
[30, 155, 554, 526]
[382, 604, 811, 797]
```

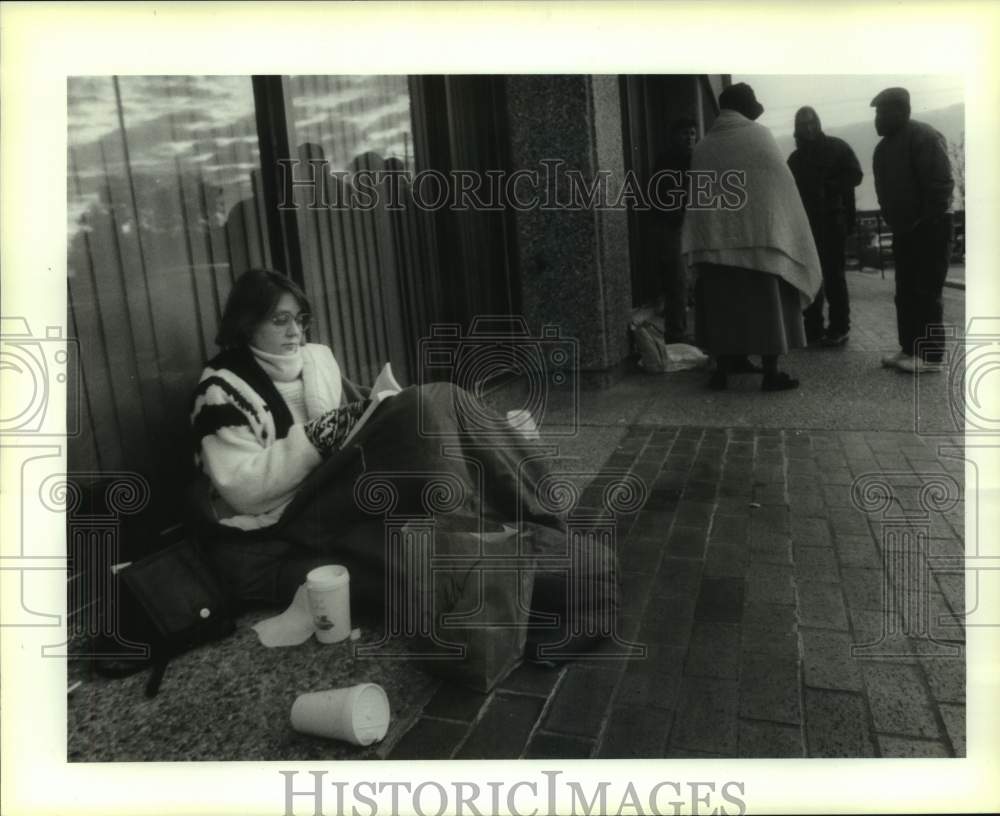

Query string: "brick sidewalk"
[387, 424, 966, 759]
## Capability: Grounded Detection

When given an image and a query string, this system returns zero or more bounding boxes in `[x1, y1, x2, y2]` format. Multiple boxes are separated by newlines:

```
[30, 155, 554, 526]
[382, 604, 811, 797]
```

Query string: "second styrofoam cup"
[305, 565, 351, 644]
[290, 683, 390, 746]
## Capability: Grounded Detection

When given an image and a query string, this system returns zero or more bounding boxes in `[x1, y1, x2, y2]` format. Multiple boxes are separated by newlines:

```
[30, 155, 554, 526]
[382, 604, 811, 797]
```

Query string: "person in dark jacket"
[871, 87, 954, 373]
[787, 106, 863, 346]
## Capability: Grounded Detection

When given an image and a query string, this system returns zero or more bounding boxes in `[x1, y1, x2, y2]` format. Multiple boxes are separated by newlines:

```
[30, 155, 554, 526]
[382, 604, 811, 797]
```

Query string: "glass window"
[67, 75, 269, 474]
[283, 75, 432, 383]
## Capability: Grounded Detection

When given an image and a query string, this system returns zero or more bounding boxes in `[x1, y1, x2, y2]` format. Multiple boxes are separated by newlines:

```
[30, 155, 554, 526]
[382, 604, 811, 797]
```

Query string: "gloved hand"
[303, 400, 370, 455]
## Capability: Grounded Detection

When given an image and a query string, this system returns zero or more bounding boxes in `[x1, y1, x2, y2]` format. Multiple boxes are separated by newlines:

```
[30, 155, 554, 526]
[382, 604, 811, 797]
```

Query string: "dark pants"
[803, 223, 850, 340]
[892, 214, 953, 362]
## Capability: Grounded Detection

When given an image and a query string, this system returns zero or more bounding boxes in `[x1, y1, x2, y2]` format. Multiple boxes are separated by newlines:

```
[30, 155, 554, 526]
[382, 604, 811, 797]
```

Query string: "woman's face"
[250, 292, 307, 355]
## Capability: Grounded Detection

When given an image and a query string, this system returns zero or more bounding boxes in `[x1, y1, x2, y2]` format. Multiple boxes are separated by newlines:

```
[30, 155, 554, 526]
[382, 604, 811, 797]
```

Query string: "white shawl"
[681, 110, 822, 306]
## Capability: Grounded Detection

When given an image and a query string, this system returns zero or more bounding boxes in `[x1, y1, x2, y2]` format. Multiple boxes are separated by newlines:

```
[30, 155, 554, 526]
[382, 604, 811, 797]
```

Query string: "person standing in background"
[682, 83, 821, 392]
[787, 106, 863, 347]
[652, 117, 699, 344]
[871, 87, 954, 374]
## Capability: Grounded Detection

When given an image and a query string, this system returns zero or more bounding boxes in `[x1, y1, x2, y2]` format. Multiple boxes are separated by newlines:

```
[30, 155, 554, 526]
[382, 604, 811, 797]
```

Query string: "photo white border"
[2, 1, 999, 814]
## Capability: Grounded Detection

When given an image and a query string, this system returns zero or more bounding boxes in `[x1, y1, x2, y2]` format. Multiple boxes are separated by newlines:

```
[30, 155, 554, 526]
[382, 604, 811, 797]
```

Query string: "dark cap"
[718, 82, 765, 120]
[870, 87, 910, 109]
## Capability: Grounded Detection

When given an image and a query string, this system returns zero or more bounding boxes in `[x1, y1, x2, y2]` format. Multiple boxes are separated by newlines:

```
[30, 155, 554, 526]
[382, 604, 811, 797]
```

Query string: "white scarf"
[250, 344, 304, 383]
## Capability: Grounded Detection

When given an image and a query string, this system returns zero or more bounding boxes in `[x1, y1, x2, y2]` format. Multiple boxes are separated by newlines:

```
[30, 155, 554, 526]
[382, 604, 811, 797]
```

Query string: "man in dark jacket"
[787, 106, 863, 346]
[871, 87, 954, 373]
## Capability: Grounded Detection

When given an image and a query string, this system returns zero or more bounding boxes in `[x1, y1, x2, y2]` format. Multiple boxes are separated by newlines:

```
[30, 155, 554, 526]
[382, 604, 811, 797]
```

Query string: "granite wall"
[504, 75, 633, 387]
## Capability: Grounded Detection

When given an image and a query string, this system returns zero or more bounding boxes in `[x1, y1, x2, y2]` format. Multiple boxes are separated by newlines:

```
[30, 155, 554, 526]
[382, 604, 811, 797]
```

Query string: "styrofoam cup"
[290, 683, 390, 745]
[305, 565, 351, 644]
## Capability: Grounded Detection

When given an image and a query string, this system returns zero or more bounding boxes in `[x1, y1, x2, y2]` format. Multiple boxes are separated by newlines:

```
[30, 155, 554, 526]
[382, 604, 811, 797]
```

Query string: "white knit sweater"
[191, 343, 343, 530]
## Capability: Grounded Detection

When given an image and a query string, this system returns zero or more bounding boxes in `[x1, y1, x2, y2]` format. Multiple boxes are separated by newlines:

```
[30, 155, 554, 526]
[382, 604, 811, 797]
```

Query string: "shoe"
[761, 372, 800, 391]
[708, 370, 728, 390]
[896, 356, 945, 374]
[881, 350, 910, 369]
[729, 356, 763, 374]
[821, 331, 850, 347]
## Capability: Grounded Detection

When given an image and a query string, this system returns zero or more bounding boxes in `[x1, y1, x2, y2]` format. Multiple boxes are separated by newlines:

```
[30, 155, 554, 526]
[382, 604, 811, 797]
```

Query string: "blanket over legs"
[189, 382, 621, 690]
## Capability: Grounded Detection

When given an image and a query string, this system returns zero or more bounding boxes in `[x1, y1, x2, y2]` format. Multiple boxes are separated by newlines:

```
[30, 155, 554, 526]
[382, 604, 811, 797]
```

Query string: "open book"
[343, 363, 402, 444]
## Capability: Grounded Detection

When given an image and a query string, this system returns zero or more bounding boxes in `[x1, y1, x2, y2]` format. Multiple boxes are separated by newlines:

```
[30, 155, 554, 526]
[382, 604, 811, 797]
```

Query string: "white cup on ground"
[290, 683, 390, 746]
[305, 565, 351, 644]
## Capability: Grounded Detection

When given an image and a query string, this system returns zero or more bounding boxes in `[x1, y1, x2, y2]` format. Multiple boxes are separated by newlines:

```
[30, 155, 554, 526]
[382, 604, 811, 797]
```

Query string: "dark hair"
[670, 117, 698, 133]
[215, 269, 311, 349]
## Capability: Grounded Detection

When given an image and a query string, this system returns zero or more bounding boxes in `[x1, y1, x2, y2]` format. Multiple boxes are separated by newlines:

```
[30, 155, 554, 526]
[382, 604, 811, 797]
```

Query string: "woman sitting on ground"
[188, 269, 617, 684]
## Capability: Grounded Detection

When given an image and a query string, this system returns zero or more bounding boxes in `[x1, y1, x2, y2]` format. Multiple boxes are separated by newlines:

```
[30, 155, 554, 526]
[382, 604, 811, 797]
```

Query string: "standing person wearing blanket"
[682, 83, 822, 391]
[189, 269, 618, 688]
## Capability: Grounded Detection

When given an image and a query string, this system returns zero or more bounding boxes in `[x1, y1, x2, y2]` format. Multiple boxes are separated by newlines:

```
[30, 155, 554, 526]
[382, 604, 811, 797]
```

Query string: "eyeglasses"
[270, 311, 311, 330]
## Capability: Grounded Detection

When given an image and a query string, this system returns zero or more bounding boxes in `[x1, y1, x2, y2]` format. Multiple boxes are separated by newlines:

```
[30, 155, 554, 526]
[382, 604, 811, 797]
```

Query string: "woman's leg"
[761, 354, 799, 391]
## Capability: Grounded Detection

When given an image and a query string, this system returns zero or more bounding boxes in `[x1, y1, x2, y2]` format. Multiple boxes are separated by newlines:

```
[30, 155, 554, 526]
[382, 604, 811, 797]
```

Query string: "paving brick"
[738, 719, 804, 757]
[877, 736, 949, 757]
[824, 468, 855, 486]
[653, 557, 703, 599]
[840, 567, 887, 611]
[746, 563, 795, 605]
[739, 652, 801, 724]
[683, 480, 719, 502]
[684, 622, 740, 678]
[742, 601, 797, 632]
[674, 501, 714, 527]
[822, 484, 854, 508]
[718, 480, 753, 499]
[694, 577, 744, 623]
[828, 508, 872, 536]
[456, 693, 545, 759]
[801, 629, 863, 691]
[742, 625, 799, 662]
[862, 663, 940, 739]
[790, 517, 833, 548]
[704, 543, 750, 579]
[498, 662, 564, 697]
[794, 546, 839, 582]
[669, 676, 739, 755]
[525, 731, 595, 759]
[615, 645, 684, 710]
[422, 683, 490, 721]
[749, 535, 793, 565]
[621, 568, 656, 606]
[846, 608, 919, 660]
[389, 717, 469, 759]
[710, 514, 749, 545]
[630, 510, 675, 540]
[542, 666, 618, 738]
[920, 656, 965, 704]
[753, 465, 786, 484]
[803, 689, 876, 757]
[665, 525, 707, 559]
[749, 505, 790, 533]
[638, 595, 696, 647]
[938, 703, 965, 756]
[597, 705, 673, 758]
[753, 484, 788, 506]
[797, 581, 849, 629]
[835, 534, 881, 568]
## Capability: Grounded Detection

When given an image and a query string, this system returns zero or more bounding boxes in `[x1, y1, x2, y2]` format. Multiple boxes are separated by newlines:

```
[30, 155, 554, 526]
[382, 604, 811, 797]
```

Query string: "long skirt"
[694, 263, 807, 356]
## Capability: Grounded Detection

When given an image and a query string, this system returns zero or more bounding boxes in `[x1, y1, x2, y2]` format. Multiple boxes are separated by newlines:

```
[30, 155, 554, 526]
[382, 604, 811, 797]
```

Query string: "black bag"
[93, 538, 236, 697]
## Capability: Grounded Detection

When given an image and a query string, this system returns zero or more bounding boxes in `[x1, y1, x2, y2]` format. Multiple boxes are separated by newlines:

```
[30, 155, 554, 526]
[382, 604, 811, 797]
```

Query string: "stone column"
[504, 75, 633, 388]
